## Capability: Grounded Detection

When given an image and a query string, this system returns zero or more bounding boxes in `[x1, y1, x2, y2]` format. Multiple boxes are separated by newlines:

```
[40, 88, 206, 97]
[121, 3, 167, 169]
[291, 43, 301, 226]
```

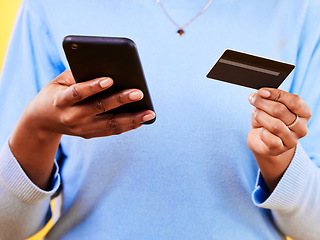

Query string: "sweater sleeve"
[0, 139, 60, 239]
[0, 0, 65, 239]
[0, 0, 65, 147]
[252, 2, 320, 239]
[252, 143, 320, 240]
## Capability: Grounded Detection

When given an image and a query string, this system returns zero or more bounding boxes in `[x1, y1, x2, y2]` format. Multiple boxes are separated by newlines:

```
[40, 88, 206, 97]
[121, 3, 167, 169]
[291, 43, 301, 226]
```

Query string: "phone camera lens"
[71, 43, 78, 50]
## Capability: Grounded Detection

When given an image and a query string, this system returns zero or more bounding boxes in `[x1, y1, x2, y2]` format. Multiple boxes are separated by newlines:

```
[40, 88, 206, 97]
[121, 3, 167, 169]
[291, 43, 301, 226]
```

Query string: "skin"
[247, 88, 312, 192]
[8, 71, 311, 194]
[9, 71, 155, 190]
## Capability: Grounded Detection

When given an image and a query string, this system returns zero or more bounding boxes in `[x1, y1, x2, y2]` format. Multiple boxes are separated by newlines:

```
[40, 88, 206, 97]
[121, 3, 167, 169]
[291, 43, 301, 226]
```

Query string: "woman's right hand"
[26, 71, 155, 139]
[9, 71, 155, 189]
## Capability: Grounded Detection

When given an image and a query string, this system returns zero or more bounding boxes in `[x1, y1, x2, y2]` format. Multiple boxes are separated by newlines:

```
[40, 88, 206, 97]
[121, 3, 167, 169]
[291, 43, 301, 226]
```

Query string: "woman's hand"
[26, 71, 155, 139]
[9, 71, 155, 189]
[247, 88, 311, 192]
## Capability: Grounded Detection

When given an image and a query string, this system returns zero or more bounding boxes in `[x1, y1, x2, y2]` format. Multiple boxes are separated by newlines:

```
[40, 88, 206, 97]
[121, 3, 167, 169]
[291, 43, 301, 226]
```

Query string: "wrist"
[254, 148, 296, 192]
[21, 102, 62, 142]
[9, 107, 62, 190]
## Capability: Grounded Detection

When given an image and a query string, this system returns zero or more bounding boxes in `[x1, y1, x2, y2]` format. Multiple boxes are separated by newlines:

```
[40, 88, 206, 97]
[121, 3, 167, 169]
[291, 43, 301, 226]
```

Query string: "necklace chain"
[156, 0, 214, 36]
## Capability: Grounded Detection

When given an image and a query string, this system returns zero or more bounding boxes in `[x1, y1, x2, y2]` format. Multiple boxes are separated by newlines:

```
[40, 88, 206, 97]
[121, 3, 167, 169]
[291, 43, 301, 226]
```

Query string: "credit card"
[206, 49, 295, 89]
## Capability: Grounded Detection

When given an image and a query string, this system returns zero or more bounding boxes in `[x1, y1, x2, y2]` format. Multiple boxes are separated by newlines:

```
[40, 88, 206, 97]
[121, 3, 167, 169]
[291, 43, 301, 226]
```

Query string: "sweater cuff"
[252, 143, 315, 211]
[0, 139, 60, 205]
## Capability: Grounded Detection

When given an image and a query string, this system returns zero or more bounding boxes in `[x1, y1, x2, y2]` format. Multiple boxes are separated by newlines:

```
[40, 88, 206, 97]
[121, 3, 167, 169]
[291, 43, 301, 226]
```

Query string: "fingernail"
[259, 89, 271, 98]
[259, 127, 264, 137]
[99, 78, 113, 88]
[142, 113, 155, 122]
[248, 93, 255, 103]
[252, 108, 258, 118]
[129, 90, 143, 101]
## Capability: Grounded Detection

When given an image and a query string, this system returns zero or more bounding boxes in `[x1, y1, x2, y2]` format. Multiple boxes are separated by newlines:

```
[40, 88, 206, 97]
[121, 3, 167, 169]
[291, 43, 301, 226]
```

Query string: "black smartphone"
[63, 35, 155, 124]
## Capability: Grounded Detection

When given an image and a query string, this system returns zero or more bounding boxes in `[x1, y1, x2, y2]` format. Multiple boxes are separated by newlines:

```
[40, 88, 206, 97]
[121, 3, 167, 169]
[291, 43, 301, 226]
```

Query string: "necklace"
[156, 0, 214, 36]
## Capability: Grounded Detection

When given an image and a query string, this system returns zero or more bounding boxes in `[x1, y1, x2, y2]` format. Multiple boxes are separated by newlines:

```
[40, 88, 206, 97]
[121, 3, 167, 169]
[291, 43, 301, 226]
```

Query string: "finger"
[74, 89, 144, 117]
[287, 116, 309, 138]
[53, 71, 76, 86]
[250, 106, 309, 139]
[65, 111, 155, 137]
[81, 124, 142, 139]
[259, 128, 287, 156]
[252, 108, 298, 149]
[249, 93, 297, 126]
[63, 77, 114, 105]
[258, 88, 312, 119]
[251, 108, 262, 128]
[84, 110, 155, 133]
[64, 77, 114, 104]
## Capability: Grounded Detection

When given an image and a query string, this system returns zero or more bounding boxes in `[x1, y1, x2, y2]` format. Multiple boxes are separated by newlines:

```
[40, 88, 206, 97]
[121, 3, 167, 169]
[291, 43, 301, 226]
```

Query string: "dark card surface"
[206, 49, 295, 89]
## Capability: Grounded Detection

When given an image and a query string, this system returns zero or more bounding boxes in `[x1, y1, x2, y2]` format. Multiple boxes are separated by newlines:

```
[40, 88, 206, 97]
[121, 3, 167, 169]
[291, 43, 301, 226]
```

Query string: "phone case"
[63, 35, 155, 124]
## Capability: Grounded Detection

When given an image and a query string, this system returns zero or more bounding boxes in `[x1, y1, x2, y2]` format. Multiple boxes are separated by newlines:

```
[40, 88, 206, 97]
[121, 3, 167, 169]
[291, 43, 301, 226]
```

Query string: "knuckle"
[131, 114, 140, 125]
[70, 85, 83, 101]
[107, 118, 118, 129]
[290, 139, 299, 148]
[267, 139, 282, 153]
[272, 104, 287, 118]
[87, 82, 99, 95]
[282, 129, 291, 140]
[268, 149, 282, 156]
[270, 122, 283, 134]
[60, 71, 73, 85]
[88, 82, 96, 92]
[60, 114, 75, 127]
[298, 127, 308, 138]
[117, 92, 127, 105]
[93, 99, 108, 113]
[252, 95, 262, 106]
[307, 111, 312, 119]
[252, 108, 260, 120]
[302, 128, 308, 137]
[282, 133, 297, 149]
[290, 95, 302, 111]
[69, 126, 84, 136]
[53, 94, 64, 108]
[273, 91, 283, 102]
[113, 128, 123, 135]
[293, 94, 302, 104]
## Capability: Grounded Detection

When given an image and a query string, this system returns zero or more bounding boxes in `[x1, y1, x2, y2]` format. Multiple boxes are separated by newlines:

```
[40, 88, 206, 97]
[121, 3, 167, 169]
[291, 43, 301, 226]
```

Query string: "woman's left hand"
[247, 88, 312, 191]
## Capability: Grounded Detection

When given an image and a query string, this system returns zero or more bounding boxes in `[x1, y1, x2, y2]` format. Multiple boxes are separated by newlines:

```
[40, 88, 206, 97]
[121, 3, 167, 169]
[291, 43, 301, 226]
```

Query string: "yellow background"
[0, 2, 52, 240]
[0, 1, 294, 240]
[0, 0, 21, 71]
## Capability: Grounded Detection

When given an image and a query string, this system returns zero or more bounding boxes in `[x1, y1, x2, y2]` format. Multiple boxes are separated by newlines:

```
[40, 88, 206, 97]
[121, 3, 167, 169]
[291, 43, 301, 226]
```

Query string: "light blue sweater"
[1, 0, 320, 239]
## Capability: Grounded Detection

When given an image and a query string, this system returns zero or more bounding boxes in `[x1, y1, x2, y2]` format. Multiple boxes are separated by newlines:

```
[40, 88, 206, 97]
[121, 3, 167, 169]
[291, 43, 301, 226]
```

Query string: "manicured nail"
[129, 90, 143, 101]
[99, 78, 113, 88]
[252, 108, 258, 118]
[248, 93, 255, 103]
[142, 113, 155, 122]
[259, 89, 271, 98]
[259, 127, 264, 137]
